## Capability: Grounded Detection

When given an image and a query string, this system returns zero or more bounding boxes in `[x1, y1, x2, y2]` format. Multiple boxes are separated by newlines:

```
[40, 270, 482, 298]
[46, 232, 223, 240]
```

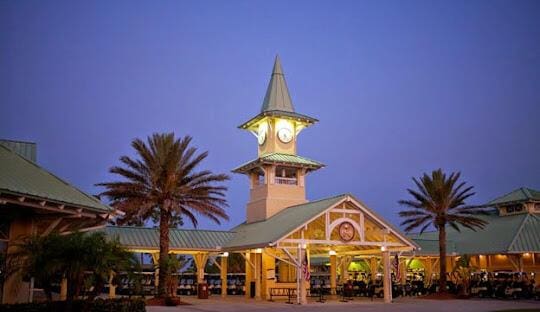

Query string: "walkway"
[146, 297, 540, 312]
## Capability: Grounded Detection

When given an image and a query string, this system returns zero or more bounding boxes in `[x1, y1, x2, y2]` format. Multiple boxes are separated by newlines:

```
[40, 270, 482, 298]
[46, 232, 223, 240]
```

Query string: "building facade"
[0, 140, 118, 303]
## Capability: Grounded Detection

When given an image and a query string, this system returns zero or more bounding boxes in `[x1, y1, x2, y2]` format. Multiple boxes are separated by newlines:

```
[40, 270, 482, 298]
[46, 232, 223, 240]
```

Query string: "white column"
[254, 251, 262, 300]
[329, 251, 337, 295]
[193, 253, 209, 284]
[382, 250, 392, 303]
[297, 245, 307, 304]
[108, 271, 116, 299]
[220, 254, 228, 298]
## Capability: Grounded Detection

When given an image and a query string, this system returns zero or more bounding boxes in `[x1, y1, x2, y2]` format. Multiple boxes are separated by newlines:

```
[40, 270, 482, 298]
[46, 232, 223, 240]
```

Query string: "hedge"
[0, 298, 145, 312]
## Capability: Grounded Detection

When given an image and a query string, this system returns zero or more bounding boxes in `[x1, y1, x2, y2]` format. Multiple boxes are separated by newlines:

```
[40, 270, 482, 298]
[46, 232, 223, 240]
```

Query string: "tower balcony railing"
[274, 177, 298, 185]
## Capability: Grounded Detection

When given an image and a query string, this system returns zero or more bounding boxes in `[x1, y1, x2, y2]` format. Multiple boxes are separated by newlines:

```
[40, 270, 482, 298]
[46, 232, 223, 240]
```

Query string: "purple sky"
[1, 0, 539, 231]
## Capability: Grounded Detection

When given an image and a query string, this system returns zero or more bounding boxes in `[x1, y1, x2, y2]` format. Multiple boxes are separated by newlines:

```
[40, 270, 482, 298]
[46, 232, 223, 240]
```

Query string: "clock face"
[257, 123, 267, 145]
[338, 221, 355, 242]
[258, 128, 267, 145]
[277, 127, 293, 143]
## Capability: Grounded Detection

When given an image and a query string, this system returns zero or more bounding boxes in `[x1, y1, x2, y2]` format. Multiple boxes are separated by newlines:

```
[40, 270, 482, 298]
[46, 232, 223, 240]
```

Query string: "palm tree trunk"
[438, 225, 447, 293]
[157, 210, 171, 297]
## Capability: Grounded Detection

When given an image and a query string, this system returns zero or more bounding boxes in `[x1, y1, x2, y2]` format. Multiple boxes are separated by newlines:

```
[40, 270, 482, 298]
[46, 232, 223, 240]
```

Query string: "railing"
[274, 177, 298, 185]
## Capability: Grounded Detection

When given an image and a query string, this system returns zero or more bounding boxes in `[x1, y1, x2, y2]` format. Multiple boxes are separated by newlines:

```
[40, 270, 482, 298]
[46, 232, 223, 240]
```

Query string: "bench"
[269, 287, 297, 304]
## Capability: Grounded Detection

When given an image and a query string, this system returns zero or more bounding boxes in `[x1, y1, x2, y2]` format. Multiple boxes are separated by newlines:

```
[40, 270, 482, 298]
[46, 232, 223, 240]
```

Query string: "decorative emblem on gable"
[338, 221, 355, 242]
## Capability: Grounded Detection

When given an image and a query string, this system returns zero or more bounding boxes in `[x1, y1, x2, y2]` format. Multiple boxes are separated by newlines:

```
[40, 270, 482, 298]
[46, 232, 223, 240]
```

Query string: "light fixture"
[380, 246, 387, 252]
[221, 252, 229, 257]
[329, 250, 337, 256]
[301, 243, 307, 249]
[255, 248, 262, 254]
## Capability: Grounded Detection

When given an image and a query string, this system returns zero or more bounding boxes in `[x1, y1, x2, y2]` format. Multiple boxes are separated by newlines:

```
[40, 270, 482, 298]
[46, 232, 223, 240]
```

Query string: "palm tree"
[97, 133, 229, 297]
[452, 255, 477, 297]
[12, 231, 135, 304]
[11, 233, 65, 302]
[398, 169, 487, 293]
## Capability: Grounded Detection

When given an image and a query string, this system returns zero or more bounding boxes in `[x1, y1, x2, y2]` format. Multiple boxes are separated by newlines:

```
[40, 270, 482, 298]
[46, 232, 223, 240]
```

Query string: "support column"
[3, 218, 33, 304]
[340, 256, 352, 283]
[370, 257, 378, 282]
[297, 245, 307, 305]
[59, 278, 68, 301]
[424, 258, 433, 286]
[151, 253, 159, 293]
[245, 252, 253, 299]
[254, 251, 262, 300]
[329, 252, 337, 295]
[261, 251, 276, 300]
[193, 253, 209, 284]
[220, 254, 228, 298]
[382, 250, 392, 303]
[108, 271, 116, 299]
[399, 258, 407, 285]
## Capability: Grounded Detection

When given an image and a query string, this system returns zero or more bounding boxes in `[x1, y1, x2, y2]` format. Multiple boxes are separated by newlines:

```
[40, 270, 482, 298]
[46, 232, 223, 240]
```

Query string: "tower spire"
[260, 55, 295, 113]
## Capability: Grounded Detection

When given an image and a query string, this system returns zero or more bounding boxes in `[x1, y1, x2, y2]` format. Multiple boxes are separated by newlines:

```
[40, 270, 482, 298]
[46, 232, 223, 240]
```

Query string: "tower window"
[274, 166, 297, 185]
[253, 168, 265, 186]
[506, 204, 523, 214]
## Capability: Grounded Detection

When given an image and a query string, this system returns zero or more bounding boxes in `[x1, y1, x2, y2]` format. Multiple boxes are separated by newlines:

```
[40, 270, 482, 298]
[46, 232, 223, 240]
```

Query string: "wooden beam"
[281, 248, 300, 267]
[240, 252, 255, 270]
[41, 218, 63, 236]
[263, 249, 296, 267]
[280, 238, 405, 247]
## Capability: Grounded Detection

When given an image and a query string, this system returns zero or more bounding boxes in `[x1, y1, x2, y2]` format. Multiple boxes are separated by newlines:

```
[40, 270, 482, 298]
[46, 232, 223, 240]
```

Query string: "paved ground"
[146, 296, 540, 312]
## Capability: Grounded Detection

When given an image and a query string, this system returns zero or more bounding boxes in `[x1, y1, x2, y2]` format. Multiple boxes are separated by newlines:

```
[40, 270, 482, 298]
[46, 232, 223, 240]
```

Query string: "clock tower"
[233, 56, 324, 223]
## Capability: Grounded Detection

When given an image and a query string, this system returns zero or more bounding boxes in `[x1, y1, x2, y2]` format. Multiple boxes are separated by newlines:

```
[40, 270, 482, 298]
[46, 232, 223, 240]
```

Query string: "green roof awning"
[0, 144, 111, 213]
[409, 213, 540, 255]
[488, 187, 540, 206]
[104, 226, 235, 252]
[232, 152, 324, 174]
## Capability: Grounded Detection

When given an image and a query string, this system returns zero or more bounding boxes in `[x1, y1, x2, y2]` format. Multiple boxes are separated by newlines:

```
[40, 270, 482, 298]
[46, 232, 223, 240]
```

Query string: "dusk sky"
[1, 0, 539, 231]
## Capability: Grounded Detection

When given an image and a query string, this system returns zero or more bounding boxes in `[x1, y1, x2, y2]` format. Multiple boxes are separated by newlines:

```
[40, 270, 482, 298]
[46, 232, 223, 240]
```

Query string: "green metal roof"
[488, 187, 540, 206]
[409, 213, 540, 255]
[508, 213, 540, 253]
[104, 194, 418, 252]
[104, 226, 235, 251]
[224, 194, 348, 249]
[261, 55, 294, 113]
[0, 144, 111, 212]
[232, 152, 324, 174]
[0, 140, 37, 162]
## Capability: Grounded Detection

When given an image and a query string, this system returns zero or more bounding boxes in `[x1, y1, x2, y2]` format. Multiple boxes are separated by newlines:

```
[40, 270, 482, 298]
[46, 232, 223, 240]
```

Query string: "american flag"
[302, 254, 310, 281]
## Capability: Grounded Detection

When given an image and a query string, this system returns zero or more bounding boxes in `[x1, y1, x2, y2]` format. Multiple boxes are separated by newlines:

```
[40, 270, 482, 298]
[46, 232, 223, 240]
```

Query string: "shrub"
[0, 298, 145, 312]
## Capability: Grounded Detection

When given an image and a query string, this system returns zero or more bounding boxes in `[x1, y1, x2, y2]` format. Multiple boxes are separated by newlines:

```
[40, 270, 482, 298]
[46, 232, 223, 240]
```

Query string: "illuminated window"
[274, 166, 297, 185]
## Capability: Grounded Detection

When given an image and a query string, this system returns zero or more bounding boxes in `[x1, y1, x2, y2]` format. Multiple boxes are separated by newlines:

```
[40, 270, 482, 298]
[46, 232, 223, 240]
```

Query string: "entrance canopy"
[105, 193, 418, 255]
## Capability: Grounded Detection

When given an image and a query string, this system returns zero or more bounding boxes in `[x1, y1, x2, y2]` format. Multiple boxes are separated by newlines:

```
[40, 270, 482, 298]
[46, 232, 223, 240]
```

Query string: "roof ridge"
[506, 213, 531, 252]
[0, 145, 110, 211]
[488, 187, 526, 205]
[232, 194, 348, 227]
[285, 193, 348, 209]
[521, 187, 532, 199]
[0, 139, 37, 144]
